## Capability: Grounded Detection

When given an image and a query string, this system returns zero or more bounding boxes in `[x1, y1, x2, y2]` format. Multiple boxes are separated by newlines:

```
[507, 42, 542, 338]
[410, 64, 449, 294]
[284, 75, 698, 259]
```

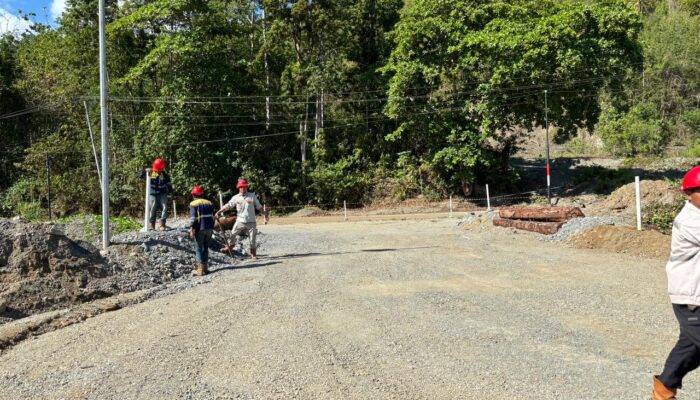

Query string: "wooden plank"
[498, 206, 584, 221]
[493, 218, 565, 234]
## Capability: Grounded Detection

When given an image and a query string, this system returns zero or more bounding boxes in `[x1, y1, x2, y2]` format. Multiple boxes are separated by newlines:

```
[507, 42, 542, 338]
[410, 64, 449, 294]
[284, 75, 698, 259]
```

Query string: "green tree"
[382, 0, 642, 192]
[598, 2, 700, 155]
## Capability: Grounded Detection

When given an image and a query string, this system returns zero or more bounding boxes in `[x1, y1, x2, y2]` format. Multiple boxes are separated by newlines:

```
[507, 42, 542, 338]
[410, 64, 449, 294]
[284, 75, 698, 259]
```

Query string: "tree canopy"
[1, 0, 690, 218]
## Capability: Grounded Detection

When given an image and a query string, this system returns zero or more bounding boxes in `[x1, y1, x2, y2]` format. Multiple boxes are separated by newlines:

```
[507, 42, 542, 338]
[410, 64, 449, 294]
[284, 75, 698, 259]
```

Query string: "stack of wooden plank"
[492, 206, 585, 234]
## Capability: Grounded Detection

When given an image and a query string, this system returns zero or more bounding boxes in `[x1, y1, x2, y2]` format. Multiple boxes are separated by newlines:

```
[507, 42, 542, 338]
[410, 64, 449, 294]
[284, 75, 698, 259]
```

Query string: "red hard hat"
[682, 166, 700, 191]
[191, 186, 204, 196]
[152, 158, 166, 172]
[236, 178, 248, 188]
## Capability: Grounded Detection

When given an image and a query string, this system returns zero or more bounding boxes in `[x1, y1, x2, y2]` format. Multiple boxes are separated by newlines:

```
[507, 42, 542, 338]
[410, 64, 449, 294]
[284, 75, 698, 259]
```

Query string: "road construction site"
[0, 212, 690, 399]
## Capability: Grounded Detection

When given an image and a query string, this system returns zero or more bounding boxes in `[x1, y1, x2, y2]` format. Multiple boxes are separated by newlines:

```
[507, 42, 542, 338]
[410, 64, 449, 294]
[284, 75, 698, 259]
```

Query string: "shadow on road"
[263, 246, 439, 261]
[209, 261, 281, 274]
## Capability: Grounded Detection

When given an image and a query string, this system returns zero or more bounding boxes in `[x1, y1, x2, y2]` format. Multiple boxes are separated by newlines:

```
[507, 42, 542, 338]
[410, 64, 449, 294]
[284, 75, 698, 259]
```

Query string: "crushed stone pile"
[543, 217, 618, 242]
[600, 180, 678, 211]
[288, 206, 327, 217]
[0, 217, 251, 324]
[456, 211, 497, 227]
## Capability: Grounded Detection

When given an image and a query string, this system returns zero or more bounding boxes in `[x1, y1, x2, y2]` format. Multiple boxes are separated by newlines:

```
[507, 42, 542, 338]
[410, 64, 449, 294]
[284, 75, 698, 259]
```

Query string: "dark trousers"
[194, 229, 213, 264]
[659, 303, 700, 388]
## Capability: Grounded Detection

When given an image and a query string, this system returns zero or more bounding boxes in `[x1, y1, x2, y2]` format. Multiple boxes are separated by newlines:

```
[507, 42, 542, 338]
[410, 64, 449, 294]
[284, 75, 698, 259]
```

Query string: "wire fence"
[161, 186, 564, 226]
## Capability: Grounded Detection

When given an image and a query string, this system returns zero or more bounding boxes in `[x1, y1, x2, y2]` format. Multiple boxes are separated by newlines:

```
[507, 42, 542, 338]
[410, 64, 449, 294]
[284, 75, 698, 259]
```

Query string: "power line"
[88, 72, 636, 106]
[94, 61, 650, 101]
[0, 70, 643, 123]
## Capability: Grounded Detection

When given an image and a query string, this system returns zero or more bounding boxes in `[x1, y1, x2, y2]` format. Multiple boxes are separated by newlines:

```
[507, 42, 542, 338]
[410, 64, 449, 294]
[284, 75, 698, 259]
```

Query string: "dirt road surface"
[0, 218, 691, 399]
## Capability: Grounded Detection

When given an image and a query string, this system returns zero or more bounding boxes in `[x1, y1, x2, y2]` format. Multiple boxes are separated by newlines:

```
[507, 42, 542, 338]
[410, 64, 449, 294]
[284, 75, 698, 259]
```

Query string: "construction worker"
[654, 165, 700, 399]
[139, 158, 174, 231]
[188, 185, 215, 276]
[215, 178, 269, 260]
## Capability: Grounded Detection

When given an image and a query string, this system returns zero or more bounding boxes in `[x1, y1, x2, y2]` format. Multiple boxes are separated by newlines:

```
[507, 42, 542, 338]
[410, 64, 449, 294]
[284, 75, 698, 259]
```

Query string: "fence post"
[449, 195, 453, 218]
[635, 176, 642, 231]
[486, 184, 491, 212]
[344, 200, 348, 222]
[143, 171, 151, 231]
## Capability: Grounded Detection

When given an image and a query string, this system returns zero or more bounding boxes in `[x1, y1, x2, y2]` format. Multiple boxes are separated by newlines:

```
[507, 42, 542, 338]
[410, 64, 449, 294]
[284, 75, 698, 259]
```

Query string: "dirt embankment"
[0, 218, 116, 322]
[570, 225, 671, 259]
[599, 180, 679, 211]
[0, 217, 238, 327]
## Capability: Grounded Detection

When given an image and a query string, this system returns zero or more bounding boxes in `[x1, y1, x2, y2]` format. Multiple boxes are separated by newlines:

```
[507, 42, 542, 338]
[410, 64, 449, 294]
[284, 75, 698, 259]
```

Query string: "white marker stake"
[173, 199, 177, 220]
[344, 201, 348, 222]
[219, 191, 224, 209]
[449, 195, 453, 218]
[635, 176, 642, 231]
[143, 172, 151, 231]
[486, 184, 491, 212]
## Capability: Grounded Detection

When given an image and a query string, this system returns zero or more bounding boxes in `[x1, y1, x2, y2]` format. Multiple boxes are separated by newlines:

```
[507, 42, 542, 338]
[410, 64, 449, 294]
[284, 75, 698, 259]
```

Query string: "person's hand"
[215, 210, 221, 219]
[145, 168, 152, 173]
[188, 227, 195, 239]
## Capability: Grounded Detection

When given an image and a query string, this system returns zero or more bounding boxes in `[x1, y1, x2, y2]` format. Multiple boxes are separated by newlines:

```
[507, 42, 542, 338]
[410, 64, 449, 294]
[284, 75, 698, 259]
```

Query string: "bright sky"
[0, 0, 63, 34]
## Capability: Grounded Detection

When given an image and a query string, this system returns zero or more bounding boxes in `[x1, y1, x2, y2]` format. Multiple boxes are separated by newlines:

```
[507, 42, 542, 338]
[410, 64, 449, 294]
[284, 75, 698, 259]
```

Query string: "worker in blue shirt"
[188, 186, 215, 276]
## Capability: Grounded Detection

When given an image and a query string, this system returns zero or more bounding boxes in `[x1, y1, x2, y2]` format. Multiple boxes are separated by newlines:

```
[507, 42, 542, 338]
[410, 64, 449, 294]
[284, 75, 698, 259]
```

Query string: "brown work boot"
[250, 248, 257, 261]
[202, 263, 209, 274]
[149, 222, 156, 231]
[159, 221, 167, 231]
[653, 376, 677, 400]
[191, 264, 205, 277]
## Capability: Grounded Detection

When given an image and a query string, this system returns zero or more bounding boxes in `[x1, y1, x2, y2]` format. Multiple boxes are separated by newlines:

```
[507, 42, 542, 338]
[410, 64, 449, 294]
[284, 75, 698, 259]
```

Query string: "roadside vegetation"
[0, 0, 697, 219]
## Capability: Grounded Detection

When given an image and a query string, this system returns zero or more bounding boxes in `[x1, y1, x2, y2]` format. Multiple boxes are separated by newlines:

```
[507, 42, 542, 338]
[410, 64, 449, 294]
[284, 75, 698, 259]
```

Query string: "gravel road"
[0, 218, 691, 399]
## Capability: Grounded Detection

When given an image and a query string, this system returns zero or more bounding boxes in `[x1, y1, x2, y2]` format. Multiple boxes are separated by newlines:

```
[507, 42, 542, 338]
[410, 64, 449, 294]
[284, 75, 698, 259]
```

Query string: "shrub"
[597, 103, 669, 156]
[644, 198, 685, 234]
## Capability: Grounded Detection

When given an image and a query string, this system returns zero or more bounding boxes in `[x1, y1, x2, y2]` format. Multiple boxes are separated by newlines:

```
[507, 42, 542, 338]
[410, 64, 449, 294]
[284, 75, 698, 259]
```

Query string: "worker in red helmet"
[188, 186, 215, 276]
[654, 165, 700, 399]
[215, 178, 269, 260]
[139, 158, 174, 231]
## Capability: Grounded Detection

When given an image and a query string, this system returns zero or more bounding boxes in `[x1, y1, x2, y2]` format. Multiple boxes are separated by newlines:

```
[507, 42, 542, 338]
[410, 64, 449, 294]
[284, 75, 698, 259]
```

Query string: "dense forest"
[0, 0, 697, 217]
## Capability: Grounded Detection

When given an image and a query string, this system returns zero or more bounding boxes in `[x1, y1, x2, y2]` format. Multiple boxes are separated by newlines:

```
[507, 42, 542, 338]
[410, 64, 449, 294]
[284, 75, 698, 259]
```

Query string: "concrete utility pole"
[99, 0, 110, 250]
[544, 90, 551, 206]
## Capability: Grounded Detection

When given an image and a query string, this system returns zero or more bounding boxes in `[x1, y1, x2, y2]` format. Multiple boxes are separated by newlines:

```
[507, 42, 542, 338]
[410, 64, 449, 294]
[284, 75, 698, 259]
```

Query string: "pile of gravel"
[543, 217, 617, 242]
[456, 211, 496, 227]
[0, 216, 258, 323]
[108, 219, 264, 286]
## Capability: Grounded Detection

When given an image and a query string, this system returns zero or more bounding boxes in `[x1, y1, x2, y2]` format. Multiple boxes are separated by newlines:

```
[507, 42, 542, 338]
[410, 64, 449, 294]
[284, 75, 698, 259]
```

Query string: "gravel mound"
[288, 206, 327, 217]
[543, 217, 617, 242]
[456, 211, 496, 227]
[0, 217, 253, 324]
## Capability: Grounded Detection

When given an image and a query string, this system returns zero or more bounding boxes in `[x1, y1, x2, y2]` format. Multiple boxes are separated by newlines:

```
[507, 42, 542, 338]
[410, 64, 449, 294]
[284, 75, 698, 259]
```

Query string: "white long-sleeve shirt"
[667, 201, 700, 305]
[227, 192, 262, 224]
